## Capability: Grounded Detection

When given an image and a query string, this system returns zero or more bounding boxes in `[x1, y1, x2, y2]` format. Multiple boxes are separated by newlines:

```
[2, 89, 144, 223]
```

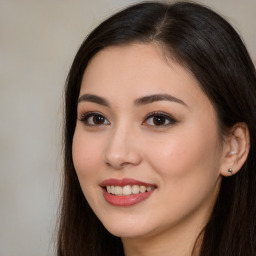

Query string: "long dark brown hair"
[57, 1, 256, 255]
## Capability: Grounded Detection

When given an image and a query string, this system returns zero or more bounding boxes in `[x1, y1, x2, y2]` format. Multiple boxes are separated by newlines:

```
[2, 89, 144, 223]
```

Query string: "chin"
[101, 219, 153, 239]
[107, 228, 147, 239]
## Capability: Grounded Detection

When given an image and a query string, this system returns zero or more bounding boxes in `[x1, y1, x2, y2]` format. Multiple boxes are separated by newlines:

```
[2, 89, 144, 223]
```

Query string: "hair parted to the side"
[57, 1, 256, 255]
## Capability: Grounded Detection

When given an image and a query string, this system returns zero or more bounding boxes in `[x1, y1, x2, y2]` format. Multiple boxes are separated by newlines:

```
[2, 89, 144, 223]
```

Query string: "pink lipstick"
[100, 178, 156, 206]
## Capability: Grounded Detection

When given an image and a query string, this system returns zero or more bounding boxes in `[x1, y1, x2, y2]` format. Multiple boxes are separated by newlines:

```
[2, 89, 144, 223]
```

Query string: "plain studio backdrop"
[0, 0, 255, 255]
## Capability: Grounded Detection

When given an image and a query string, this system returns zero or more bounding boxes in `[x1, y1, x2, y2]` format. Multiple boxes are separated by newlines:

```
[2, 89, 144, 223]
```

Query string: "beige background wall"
[0, 0, 255, 255]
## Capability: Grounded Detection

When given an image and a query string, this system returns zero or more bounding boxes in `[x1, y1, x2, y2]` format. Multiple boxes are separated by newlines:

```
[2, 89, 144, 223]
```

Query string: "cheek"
[146, 124, 222, 182]
[143, 127, 222, 224]
[72, 127, 106, 207]
[72, 127, 103, 181]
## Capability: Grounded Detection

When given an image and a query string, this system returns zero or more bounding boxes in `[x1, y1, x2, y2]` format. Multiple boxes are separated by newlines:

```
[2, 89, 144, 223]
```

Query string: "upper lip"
[100, 178, 156, 187]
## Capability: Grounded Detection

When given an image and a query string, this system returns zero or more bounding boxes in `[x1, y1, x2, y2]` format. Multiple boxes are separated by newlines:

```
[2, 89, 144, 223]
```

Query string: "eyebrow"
[77, 93, 187, 108]
[77, 94, 110, 107]
[135, 94, 188, 107]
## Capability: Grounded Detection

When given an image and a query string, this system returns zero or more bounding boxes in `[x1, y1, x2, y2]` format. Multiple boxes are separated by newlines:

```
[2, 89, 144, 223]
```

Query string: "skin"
[72, 43, 233, 256]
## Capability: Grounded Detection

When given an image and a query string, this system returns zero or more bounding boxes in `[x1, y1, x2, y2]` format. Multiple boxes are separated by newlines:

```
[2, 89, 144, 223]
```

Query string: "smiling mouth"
[101, 178, 157, 206]
[105, 185, 156, 196]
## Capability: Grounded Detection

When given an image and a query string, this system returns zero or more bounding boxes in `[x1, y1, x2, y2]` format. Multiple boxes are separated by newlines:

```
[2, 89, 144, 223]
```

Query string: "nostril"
[104, 149, 142, 169]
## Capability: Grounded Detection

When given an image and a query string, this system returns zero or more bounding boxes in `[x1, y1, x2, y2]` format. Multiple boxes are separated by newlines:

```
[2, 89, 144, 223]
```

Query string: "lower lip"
[103, 189, 155, 206]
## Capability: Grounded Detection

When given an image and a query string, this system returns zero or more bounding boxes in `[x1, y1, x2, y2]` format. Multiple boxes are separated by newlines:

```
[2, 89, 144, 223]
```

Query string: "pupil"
[153, 116, 165, 125]
[93, 115, 104, 124]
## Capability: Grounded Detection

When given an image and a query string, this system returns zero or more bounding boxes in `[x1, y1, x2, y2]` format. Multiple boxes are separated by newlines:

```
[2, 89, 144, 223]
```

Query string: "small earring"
[228, 168, 233, 175]
[229, 151, 237, 155]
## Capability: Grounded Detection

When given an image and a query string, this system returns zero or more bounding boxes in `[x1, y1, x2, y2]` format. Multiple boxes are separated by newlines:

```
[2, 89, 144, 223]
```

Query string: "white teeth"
[132, 185, 140, 194]
[106, 185, 154, 196]
[146, 186, 152, 192]
[115, 186, 123, 195]
[123, 185, 132, 195]
[140, 186, 146, 193]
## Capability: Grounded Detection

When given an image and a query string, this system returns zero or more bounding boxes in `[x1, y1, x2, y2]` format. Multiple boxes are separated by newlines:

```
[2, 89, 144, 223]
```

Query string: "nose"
[104, 126, 142, 169]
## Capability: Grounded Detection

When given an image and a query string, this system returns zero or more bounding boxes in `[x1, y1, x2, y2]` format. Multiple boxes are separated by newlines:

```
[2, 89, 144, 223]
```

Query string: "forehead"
[80, 43, 209, 108]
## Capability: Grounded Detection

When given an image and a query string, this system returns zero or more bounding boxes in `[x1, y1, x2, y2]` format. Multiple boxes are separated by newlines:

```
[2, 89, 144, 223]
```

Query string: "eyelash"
[79, 112, 110, 126]
[143, 111, 177, 127]
[78, 111, 177, 127]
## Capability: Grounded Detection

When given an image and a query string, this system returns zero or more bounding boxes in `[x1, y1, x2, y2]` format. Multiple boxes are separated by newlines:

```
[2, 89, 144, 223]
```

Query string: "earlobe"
[220, 123, 250, 177]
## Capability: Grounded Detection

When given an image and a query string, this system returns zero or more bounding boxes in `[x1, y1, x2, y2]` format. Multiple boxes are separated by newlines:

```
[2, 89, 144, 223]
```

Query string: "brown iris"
[153, 116, 166, 126]
[93, 115, 105, 125]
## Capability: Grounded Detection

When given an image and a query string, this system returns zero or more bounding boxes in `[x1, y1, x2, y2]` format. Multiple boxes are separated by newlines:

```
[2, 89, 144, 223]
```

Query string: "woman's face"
[72, 43, 226, 240]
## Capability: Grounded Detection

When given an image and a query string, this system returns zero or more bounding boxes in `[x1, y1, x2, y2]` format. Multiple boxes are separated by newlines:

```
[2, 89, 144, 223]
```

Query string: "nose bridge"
[104, 121, 141, 169]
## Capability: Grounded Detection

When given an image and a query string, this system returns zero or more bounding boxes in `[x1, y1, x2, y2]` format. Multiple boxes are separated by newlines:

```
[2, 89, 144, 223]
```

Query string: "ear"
[220, 122, 250, 177]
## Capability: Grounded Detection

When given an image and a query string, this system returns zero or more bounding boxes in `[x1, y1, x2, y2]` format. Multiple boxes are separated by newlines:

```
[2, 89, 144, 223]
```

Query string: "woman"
[57, 1, 256, 255]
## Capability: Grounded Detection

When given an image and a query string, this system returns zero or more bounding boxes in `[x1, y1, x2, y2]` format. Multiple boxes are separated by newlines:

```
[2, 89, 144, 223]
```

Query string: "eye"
[79, 112, 110, 126]
[143, 112, 176, 127]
